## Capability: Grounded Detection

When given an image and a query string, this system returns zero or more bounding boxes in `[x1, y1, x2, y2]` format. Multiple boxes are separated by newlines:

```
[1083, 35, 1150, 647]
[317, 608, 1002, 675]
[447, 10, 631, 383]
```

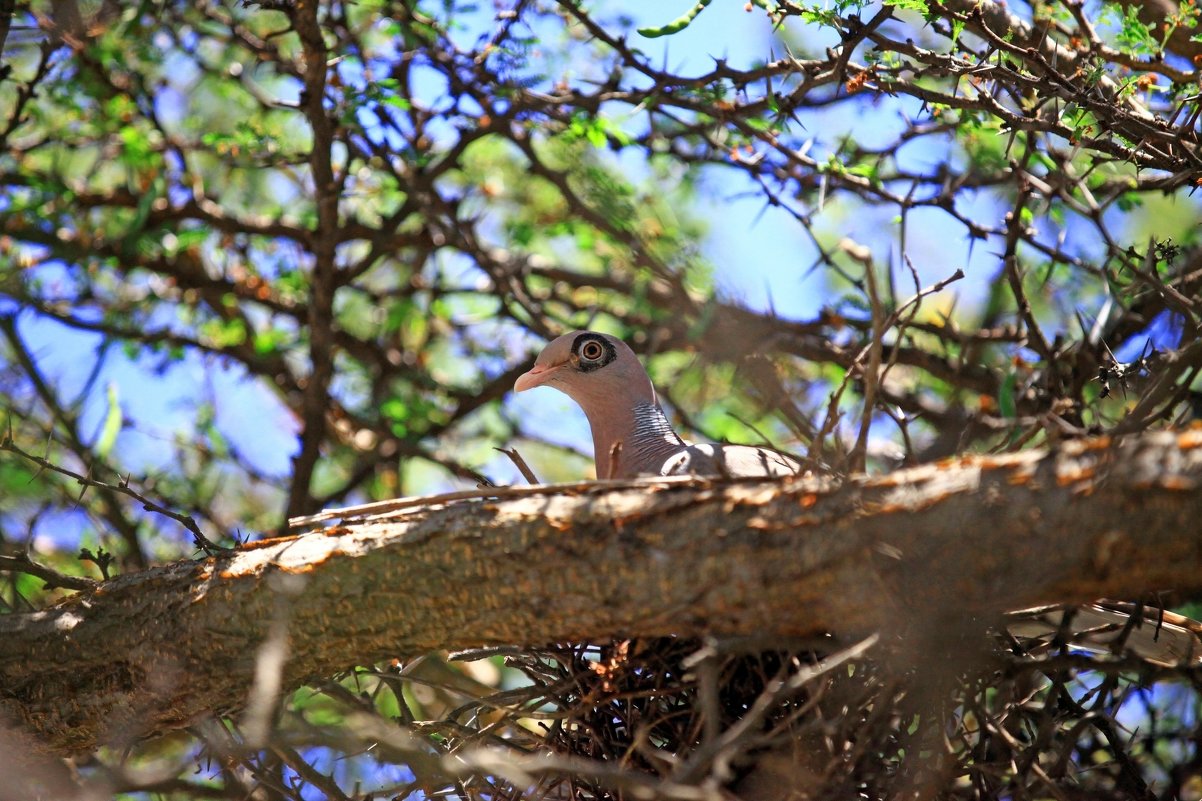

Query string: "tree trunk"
[3, 430, 1202, 755]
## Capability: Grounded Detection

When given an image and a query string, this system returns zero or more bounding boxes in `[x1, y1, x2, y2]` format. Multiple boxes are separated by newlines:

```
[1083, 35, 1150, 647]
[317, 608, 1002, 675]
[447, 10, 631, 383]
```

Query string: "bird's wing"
[658, 443, 803, 478]
[1006, 601, 1202, 666]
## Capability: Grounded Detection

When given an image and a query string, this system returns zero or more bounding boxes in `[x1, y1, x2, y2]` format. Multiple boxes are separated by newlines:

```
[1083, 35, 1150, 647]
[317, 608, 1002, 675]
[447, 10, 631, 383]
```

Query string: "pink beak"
[514, 363, 563, 392]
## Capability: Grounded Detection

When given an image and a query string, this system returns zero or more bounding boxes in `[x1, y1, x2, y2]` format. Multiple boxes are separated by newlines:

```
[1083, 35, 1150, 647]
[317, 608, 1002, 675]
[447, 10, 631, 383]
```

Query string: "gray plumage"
[514, 331, 802, 479]
[1008, 602, 1202, 666]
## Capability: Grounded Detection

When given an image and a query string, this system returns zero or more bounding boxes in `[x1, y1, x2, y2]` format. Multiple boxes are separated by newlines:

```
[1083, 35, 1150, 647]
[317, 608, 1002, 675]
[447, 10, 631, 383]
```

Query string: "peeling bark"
[3, 431, 1202, 755]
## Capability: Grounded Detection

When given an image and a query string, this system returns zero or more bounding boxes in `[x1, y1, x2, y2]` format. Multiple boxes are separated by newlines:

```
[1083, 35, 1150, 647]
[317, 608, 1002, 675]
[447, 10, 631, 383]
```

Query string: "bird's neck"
[587, 400, 685, 479]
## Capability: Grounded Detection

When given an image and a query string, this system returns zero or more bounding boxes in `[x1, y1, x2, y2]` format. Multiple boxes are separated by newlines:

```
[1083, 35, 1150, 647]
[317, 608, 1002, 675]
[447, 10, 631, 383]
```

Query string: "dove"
[514, 330, 802, 479]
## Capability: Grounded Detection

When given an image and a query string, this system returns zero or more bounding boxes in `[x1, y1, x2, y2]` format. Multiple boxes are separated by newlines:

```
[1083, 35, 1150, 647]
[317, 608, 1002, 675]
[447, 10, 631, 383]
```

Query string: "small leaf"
[96, 383, 122, 459]
[888, 0, 929, 13]
[998, 372, 1018, 419]
[638, 0, 714, 37]
[382, 398, 409, 422]
[252, 328, 289, 355]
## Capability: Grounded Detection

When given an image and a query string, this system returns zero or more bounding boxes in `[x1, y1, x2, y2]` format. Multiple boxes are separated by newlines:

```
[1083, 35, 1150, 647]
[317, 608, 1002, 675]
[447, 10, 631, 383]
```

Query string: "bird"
[513, 330, 803, 479]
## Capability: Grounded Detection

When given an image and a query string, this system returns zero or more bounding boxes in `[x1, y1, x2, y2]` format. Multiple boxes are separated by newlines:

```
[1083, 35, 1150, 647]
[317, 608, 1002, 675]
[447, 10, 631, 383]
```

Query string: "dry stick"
[1115, 339, 1202, 434]
[849, 241, 886, 474]
[449, 747, 720, 801]
[879, 256, 930, 388]
[272, 745, 352, 801]
[831, 5, 894, 89]
[0, 317, 150, 567]
[285, 473, 718, 530]
[724, 410, 787, 454]
[673, 634, 880, 784]
[0, 553, 98, 591]
[1127, 238, 1199, 316]
[1003, 187, 1056, 368]
[0, 436, 226, 555]
[513, 137, 681, 285]
[875, 256, 929, 463]
[812, 243, 965, 470]
[494, 447, 541, 485]
[934, 0, 1157, 123]
[689, 643, 723, 748]
[607, 441, 624, 480]
[286, 488, 523, 530]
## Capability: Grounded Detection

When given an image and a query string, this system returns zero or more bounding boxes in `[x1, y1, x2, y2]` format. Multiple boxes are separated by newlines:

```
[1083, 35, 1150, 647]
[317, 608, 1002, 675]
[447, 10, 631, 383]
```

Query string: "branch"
[3, 431, 1202, 754]
[0, 0, 12, 63]
[0, 553, 98, 592]
[0, 436, 226, 555]
[283, 0, 342, 522]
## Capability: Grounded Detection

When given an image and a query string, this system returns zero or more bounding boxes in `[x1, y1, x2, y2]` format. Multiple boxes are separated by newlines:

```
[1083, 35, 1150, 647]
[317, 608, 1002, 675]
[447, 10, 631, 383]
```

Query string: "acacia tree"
[1, 0, 1201, 798]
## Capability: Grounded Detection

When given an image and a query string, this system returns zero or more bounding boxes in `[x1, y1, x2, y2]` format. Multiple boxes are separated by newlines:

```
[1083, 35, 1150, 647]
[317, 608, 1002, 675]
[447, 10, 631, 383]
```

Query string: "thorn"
[607, 441, 624, 480]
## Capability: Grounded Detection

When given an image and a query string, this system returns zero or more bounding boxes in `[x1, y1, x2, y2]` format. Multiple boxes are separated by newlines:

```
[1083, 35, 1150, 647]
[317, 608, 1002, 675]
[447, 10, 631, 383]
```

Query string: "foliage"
[1, 0, 1201, 797]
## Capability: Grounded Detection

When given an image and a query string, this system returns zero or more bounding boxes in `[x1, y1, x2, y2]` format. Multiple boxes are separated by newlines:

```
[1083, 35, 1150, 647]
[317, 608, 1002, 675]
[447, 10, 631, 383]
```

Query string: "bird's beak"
[514, 363, 563, 392]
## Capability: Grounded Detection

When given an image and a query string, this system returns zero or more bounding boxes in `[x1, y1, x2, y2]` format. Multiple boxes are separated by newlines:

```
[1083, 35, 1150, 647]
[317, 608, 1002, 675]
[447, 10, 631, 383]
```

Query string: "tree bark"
[3, 431, 1202, 755]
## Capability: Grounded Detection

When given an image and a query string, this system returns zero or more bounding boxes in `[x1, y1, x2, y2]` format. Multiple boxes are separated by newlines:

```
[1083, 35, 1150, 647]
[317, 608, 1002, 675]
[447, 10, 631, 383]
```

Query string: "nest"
[419, 617, 1202, 800]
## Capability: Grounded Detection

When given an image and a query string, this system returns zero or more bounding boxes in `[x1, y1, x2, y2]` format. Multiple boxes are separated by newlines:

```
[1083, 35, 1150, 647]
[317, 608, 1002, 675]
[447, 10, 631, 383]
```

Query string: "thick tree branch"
[2, 431, 1202, 755]
[285, 0, 342, 522]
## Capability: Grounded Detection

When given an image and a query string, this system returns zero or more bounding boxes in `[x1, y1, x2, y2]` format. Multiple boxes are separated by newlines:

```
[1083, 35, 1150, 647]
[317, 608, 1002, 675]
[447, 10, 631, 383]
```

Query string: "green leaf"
[381, 398, 409, 422]
[252, 328, 289, 356]
[202, 317, 248, 348]
[801, 6, 839, 25]
[888, 0, 929, 13]
[1114, 4, 1158, 56]
[171, 227, 210, 253]
[118, 124, 154, 167]
[637, 0, 714, 37]
[129, 175, 164, 236]
[998, 371, 1018, 419]
[95, 383, 122, 459]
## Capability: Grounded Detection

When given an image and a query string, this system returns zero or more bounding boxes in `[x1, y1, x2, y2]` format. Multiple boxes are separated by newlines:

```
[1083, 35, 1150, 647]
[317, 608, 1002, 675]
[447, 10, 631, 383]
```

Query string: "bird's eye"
[580, 340, 605, 361]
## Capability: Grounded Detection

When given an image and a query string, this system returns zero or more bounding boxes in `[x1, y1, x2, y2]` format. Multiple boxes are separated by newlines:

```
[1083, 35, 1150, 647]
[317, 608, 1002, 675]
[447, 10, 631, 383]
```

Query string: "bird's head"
[514, 331, 657, 412]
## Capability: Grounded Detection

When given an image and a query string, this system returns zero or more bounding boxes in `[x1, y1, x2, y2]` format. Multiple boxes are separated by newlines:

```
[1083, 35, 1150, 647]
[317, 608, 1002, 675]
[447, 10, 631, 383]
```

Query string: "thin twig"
[847, 240, 885, 474]
[607, 441, 623, 480]
[673, 634, 880, 784]
[286, 473, 720, 530]
[0, 436, 227, 555]
[0, 552, 99, 591]
[495, 446, 541, 484]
